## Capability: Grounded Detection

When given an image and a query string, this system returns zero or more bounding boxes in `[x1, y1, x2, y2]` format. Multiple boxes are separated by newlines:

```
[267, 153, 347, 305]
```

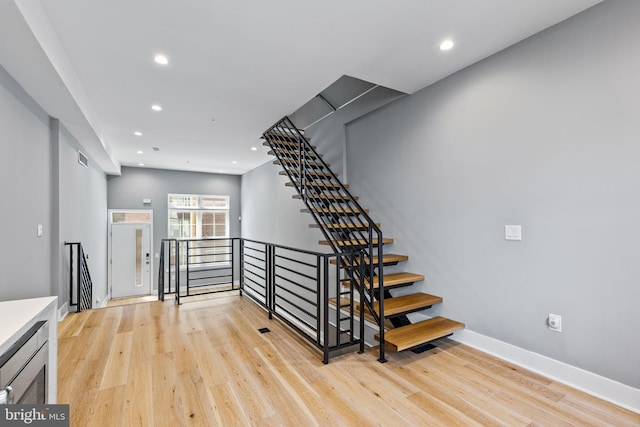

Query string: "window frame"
[167, 193, 230, 240]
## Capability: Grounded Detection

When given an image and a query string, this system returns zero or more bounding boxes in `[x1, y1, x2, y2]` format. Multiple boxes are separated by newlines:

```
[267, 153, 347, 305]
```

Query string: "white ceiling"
[1, 0, 603, 175]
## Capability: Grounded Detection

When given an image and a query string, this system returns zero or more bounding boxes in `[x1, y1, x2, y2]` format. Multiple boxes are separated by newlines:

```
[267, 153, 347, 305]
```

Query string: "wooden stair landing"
[375, 316, 465, 352]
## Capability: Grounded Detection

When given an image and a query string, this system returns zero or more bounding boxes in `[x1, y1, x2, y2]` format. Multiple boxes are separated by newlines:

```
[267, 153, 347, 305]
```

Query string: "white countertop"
[0, 296, 57, 355]
[0, 296, 58, 403]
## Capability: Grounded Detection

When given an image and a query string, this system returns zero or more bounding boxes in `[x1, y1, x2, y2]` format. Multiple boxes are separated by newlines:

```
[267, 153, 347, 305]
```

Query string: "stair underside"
[329, 253, 407, 265]
[319, 238, 393, 247]
[343, 272, 424, 290]
[372, 293, 442, 317]
[375, 316, 465, 352]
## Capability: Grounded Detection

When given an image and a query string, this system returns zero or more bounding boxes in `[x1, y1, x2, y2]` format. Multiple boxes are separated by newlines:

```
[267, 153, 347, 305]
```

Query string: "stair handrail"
[263, 116, 387, 362]
[64, 241, 93, 312]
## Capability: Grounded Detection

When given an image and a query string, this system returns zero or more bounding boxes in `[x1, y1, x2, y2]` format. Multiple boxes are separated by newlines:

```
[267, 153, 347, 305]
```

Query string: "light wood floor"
[58, 294, 639, 426]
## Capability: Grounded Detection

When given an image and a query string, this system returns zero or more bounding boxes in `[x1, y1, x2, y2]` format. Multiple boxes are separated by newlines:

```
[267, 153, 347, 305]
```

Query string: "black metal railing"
[64, 242, 93, 312]
[158, 238, 239, 305]
[263, 117, 387, 362]
[158, 237, 365, 363]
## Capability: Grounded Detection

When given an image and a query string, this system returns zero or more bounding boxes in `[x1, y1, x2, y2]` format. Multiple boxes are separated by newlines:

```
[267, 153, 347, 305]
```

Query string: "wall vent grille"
[78, 151, 89, 168]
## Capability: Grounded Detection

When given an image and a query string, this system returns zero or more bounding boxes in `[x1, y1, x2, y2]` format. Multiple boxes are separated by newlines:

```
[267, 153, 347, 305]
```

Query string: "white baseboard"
[57, 302, 68, 321]
[451, 329, 640, 414]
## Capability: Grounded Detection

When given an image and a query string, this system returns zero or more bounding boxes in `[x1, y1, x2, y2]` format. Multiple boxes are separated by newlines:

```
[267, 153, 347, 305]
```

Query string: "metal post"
[175, 241, 181, 305]
[316, 255, 321, 347]
[68, 243, 74, 309]
[323, 255, 330, 364]
[358, 250, 365, 354]
[76, 244, 81, 313]
[267, 244, 273, 319]
[238, 238, 244, 296]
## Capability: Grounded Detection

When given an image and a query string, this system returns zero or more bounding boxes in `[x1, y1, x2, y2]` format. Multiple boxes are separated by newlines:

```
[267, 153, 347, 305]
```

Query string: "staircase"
[263, 117, 464, 362]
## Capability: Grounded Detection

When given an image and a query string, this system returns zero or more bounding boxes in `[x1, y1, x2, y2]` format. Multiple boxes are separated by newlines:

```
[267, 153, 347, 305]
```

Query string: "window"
[168, 194, 230, 266]
[168, 194, 229, 239]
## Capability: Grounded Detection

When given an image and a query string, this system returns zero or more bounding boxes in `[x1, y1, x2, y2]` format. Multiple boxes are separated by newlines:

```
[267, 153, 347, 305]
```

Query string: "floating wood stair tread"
[286, 181, 345, 189]
[280, 170, 335, 178]
[263, 130, 311, 142]
[293, 194, 356, 201]
[274, 160, 326, 169]
[310, 222, 379, 230]
[268, 149, 322, 158]
[329, 253, 407, 265]
[344, 272, 425, 290]
[319, 238, 393, 247]
[373, 293, 442, 317]
[302, 207, 368, 215]
[375, 317, 465, 352]
[264, 140, 316, 149]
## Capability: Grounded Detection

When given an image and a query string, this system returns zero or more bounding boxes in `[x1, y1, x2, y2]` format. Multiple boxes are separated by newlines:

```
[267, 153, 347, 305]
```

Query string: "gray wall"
[107, 167, 241, 288]
[0, 65, 107, 308]
[303, 86, 404, 182]
[56, 122, 108, 308]
[345, 0, 640, 388]
[240, 86, 403, 247]
[241, 161, 323, 249]
[0, 65, 53, 301]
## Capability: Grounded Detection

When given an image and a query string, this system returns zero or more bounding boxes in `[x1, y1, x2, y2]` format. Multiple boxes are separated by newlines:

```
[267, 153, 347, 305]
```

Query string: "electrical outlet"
[548, 313, 562, 332]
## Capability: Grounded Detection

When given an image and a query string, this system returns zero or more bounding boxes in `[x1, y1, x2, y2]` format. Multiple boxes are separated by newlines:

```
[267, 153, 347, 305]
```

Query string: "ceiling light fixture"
[139, 163, 145, 166]
[151, 105, 162, 111]
[134, 131, 142, 136]
[251, 147, 257, 151]
[154, 54, 169, 65]
[137, 150, 143, 154]
[232, 160, 238, 164]
[439, 39, 455, 51]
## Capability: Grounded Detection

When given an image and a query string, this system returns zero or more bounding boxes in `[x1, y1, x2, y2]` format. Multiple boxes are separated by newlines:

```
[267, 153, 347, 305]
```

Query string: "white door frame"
[108, 209, 154, 301]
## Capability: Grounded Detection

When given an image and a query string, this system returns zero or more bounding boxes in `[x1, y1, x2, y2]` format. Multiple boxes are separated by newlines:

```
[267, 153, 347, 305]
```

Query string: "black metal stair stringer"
[263, 117, 389, 362]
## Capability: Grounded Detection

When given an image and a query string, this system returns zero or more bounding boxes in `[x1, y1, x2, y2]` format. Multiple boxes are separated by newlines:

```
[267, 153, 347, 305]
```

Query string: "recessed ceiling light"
[137, 150, 143, 154]
[134, 131, 142, 136]
[232, 160, 237, 164]
[218, 170, 224, 173]
[154, 54, 168, 65]
[139, 163, 145, 166]
[439, 40, 455, 51]
[251, 147, 257, 151]
[151, 105, 162, 111]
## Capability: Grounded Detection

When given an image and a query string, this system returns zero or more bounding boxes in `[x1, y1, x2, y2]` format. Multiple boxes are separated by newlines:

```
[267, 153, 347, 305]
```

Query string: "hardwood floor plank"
[57, 296, 639, 426]
[100, 331, 133, 390]
[122, 365, 154, 427]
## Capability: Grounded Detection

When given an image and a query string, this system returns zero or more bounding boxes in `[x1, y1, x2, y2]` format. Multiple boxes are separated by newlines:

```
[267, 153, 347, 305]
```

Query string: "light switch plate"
[37, 224, 43, 237]
[505, 225, 522, 241]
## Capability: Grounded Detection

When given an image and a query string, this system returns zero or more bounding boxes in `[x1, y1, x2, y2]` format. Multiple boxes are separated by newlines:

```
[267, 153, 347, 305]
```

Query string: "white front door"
[111, 223, 151, 298]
